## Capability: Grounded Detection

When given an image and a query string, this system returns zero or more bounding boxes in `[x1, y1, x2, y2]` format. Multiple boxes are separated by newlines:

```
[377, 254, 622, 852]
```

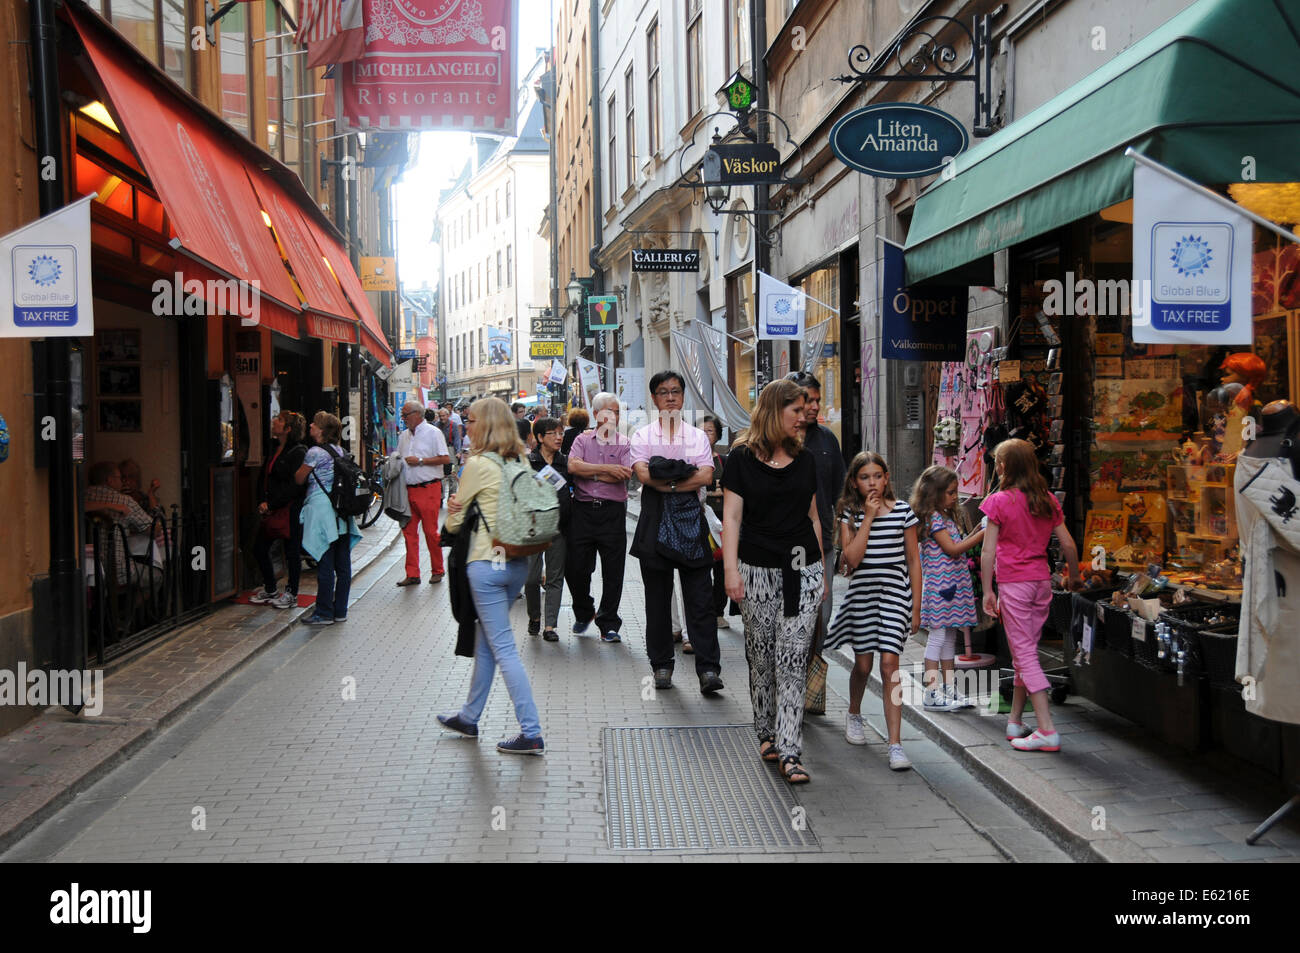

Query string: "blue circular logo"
[28, 254, 61, 287]
[774, 298, 792, 315]
[1169, 235, 1213, 277]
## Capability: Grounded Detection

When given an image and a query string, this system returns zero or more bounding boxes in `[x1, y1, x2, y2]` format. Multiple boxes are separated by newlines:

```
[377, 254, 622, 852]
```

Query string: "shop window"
[801, 263, 842, 445]
[92, 221, 133, 258]
[136, 191, 165, 234]
[727, 270, 755, 412]
[76, 154, 135, 219]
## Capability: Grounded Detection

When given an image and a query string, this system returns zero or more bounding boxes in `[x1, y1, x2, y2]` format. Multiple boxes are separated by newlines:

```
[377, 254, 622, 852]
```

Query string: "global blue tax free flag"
[1, 195, 95, 338]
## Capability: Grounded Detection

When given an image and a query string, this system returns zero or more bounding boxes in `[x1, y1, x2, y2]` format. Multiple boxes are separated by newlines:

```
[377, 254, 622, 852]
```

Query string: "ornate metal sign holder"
[833, 11, 1002, 138]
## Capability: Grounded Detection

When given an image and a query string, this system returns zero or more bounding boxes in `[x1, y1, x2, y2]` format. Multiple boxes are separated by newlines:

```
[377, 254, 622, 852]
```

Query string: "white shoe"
[1010, 729, 1061, 752]
[888, 744, 912, 771]
[716, 615, 730, 629]
[945, 684, 976, 709]
[270, 591, 297, 609]
[249, 588, 277, 605]
[923, 688, 958, 711]
[1006, 721, 1033, 741]
[845, 713, 867, 746]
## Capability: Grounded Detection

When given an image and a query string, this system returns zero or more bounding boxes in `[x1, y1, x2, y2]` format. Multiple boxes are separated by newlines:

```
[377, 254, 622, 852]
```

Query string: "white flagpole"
[1125, 148, 1300, 245]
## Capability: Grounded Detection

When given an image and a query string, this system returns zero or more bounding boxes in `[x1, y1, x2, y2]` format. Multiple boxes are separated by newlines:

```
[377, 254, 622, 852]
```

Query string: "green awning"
[905, 0, 1300, 284]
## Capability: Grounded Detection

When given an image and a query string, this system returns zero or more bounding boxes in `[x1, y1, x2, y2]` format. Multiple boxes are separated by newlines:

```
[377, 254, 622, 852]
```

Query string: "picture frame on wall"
[98, 400, 142, 433]
[97, 364, 141, 397]
[95, 329, 141, 363]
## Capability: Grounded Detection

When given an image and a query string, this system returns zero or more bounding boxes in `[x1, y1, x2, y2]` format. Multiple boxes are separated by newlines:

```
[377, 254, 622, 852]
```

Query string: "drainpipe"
[751, 0, 771, 395]
[588, 0, 606, 382]
[31, 0, 84, 682]
[546, 52, 561, 414]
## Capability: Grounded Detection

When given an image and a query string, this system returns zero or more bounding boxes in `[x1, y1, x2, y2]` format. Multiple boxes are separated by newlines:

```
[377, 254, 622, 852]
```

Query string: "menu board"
[210, 467, 237, 601]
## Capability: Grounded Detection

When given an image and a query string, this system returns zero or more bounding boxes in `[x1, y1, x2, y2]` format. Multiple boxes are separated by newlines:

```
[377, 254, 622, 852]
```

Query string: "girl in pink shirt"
[980, 439, 1081, 752]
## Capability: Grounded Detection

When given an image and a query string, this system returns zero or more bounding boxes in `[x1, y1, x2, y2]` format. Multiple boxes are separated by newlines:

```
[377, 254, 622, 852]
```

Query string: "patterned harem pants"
[739, 560, 825, 761]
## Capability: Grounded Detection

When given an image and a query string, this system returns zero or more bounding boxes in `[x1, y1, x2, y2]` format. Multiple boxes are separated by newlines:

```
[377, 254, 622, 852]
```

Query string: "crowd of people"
[240, 372, 1083, 776]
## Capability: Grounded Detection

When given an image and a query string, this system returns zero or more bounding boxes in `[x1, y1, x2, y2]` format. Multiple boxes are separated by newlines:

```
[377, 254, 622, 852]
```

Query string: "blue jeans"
[315, 536, 352, 620]
[460, 558, 541, 739]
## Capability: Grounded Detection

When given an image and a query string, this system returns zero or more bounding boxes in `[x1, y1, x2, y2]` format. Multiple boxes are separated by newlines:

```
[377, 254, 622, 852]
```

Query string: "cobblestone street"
[2, 533, 1066, 863]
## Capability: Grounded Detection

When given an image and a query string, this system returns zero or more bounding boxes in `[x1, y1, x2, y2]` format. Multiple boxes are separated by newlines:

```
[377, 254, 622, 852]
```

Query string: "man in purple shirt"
[630, 370, 722, 694]
[565, 392, 633, 642]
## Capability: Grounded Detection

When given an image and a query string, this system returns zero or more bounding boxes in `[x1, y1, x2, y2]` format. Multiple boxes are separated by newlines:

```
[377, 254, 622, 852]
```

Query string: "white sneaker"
[270, 591, 297, 609]
[249, 588, 277, 605]
[845, 713, 867, 746]
[923, 688, 958, 711]
[1010, 729, 1061, 752]
[1006, 721, 1033, 741]
[945, 683, 977, 709]
[888, 744, 912, 771]
[716, 615, 731, 629]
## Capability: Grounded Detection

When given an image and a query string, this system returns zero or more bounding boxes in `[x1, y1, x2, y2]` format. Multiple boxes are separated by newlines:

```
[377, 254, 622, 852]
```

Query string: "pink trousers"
[998, 579, 1051, 695]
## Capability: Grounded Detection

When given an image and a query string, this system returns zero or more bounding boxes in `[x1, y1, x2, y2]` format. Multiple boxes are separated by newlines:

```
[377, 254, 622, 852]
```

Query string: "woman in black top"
[251, 411, 308, 608]
[525, 417, 570, 641]
[560, 407, 589, 457]
[722, 380, 825, 784]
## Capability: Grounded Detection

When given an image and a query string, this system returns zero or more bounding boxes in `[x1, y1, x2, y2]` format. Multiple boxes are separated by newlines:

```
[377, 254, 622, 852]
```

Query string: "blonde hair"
[467, 397, 524, 460]
[837, 451, 895, 519]
[910, 465, 967, 543]
[734, 379, 804, 462]
[994, 438, 1054, 519]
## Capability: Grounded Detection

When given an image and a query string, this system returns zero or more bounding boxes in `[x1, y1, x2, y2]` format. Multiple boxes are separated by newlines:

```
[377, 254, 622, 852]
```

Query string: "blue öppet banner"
[1132, 161, 1252, 345]
[880, 238, 966, 361]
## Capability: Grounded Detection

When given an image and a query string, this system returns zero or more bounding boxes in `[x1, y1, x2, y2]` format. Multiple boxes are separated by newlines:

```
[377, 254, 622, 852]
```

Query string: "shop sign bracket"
[832, 8, 1004, 138]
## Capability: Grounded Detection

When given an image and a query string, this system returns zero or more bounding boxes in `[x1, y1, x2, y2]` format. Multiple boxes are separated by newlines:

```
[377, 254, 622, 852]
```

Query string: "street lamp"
[565, 270, 584, 310]
[706, 182, 730, 214]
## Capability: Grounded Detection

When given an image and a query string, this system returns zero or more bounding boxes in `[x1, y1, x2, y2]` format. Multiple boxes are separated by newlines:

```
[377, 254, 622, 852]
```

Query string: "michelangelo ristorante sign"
[632, 249, 701, 273]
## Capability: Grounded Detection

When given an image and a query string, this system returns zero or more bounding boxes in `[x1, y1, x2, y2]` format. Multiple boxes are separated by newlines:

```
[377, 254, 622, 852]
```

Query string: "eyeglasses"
[654, 388, 683, 398]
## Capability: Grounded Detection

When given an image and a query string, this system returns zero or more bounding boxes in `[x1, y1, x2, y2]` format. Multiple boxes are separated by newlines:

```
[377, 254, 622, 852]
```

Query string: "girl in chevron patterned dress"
[911, 466, 985, 713]
[825, 452, 922, 771]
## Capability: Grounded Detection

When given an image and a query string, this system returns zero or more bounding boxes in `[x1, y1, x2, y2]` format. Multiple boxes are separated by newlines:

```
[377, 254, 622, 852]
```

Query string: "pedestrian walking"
[910, 465, 984, 711]
[722, 380, 826, 782]
[825, 451, 921, 770]
[438, 397, 545, 755]
[525, 417, 569, 642]
[395, 400, 451, 587]
[980, 439, 1082, 753]
[436, 407, 462, 499]
[295, 412, 362, 625]
[561, 407, 588, 457]
[565, 393, 633, 642]
[785, 372, 846, 678]
[631, 371, 723, 694]
[250, 410, 307, 609]
[699, 414, 730, 632]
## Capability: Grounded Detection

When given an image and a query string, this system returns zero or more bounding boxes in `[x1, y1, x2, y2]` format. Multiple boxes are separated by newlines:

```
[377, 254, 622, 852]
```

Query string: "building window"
[607, 94, 617, 206]
[686, 0, 704, 118]
[161, 0, 190, 89]
[506, 245, 513, 286]
[496, 190, 501, 223]
[625, 65, 636, 187]
[219, 2, 251, 135]
[505, 182, 512, 217]
[647, 20, 661, 158]
[111, 1, 158, 66]
[496, 251, 503, 288]
[265, 4, 303, 179]
[727, 0, 748, 76]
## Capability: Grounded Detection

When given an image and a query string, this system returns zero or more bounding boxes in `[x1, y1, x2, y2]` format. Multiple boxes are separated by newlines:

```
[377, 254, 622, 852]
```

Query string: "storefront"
[904, 0, 1300, 779]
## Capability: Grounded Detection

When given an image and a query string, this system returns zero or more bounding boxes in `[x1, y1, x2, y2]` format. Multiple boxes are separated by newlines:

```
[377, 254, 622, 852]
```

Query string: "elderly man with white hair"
[396, 399, 451, 587]
[564, 392, 633, 642]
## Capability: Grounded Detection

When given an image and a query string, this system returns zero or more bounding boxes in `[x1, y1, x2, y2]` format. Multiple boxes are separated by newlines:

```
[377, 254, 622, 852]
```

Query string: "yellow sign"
[530, 340, 564, 358]
[360, 257, 397, 291]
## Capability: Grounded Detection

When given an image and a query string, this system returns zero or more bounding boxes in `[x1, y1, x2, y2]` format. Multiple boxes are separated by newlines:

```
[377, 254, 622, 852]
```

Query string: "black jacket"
[630, 456, 711, 569]
[260, 439, 307, 513]
[445, 504, 480, 657]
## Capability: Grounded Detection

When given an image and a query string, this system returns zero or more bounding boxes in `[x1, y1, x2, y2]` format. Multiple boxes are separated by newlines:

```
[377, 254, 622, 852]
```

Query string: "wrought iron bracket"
[676, 109, 807, 192]
[832, 9, 1003, 137]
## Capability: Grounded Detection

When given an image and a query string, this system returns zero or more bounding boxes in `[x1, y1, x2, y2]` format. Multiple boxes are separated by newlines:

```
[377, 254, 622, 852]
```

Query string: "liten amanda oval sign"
[830, 103, 969, 179]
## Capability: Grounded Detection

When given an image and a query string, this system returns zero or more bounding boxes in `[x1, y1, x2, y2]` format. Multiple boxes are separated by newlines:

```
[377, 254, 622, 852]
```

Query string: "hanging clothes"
[1234, 454, 1300, 725]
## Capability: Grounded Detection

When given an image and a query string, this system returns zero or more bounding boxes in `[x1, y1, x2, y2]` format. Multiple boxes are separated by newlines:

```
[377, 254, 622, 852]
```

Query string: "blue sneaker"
[601, 630, 622, 643]
[573, 618, 592, 634]
[496, 733, 544, 756]
[304, 613, 334, 626]
[437, 712, 478, 737]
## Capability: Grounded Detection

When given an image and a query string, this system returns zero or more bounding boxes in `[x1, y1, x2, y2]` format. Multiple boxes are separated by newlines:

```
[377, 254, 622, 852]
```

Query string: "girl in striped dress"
[825, 452, 922, 771]
[910, 466, 984, 712]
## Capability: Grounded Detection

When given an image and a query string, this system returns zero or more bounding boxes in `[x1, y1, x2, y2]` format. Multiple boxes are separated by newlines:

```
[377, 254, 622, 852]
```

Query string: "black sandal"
[780, 755, 810, 784]
[759, 739, 779, 763]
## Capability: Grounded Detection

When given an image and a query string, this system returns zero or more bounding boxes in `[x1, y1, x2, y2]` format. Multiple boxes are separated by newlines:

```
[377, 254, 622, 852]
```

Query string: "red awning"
[71, 8, 303, 338]
[300, 215, 394, 367]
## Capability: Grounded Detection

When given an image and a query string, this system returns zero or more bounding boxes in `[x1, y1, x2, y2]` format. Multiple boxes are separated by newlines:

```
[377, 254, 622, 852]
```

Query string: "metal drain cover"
[603, 725, 819, 852]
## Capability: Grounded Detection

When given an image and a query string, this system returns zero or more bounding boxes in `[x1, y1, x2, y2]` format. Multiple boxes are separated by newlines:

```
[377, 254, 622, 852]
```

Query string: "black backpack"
[312, 445, 370, 519]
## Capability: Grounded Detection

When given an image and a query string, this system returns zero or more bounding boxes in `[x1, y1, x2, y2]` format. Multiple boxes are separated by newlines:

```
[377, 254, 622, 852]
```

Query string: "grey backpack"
[479, 451, 561, 557]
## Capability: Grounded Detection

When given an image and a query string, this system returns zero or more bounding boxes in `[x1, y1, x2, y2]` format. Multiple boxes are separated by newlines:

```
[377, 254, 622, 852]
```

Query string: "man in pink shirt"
[565, 392, 633, 642]
[630, 370, 722, 693]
